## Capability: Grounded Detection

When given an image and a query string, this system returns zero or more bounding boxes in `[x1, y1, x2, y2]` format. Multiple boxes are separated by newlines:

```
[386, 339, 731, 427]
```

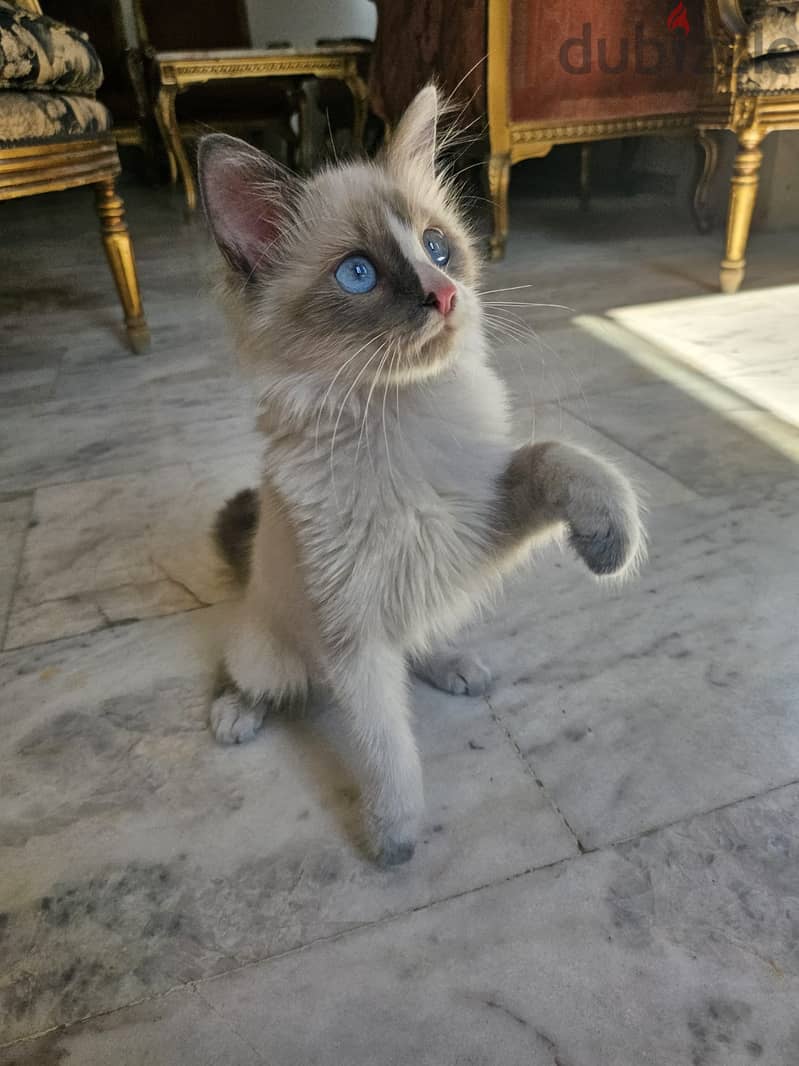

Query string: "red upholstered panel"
[509, 0, 707, 123]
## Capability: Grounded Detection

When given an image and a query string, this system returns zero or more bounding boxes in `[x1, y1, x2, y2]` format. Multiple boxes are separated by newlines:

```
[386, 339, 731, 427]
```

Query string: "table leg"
[156, 83, 197, 213]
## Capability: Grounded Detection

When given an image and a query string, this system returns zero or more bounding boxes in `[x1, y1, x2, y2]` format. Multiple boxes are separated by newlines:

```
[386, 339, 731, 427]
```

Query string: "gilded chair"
[0, 0, 149, 351]
[695, 0, 799, 292]
[369, 0, 708, 259]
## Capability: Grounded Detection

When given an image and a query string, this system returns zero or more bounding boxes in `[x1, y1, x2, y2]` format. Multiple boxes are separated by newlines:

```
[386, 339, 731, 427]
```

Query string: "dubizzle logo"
[667, 1, 691, 35]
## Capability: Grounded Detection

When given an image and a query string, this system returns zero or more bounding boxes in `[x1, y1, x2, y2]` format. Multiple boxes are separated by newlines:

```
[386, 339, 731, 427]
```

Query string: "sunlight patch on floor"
[604, 284, 799, 429]
[574, 295, 799, 467]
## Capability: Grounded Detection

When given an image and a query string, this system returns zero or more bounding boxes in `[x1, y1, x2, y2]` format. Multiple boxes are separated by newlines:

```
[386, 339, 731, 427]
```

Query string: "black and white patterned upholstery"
[739, 1, 799, 92]
[0, 0, 110, 146]
[0, 87, 110, 142]
[0, 0, 102, 92]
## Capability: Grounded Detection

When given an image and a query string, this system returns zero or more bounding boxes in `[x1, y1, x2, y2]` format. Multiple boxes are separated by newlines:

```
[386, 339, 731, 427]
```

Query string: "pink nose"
[430, 283, 456, 317]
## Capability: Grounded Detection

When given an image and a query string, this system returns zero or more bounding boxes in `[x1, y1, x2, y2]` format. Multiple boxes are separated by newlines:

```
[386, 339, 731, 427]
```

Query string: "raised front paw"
[563, 451, 645, 577]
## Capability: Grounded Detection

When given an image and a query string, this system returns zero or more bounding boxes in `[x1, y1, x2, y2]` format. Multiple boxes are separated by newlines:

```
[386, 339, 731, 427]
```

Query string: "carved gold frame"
[695, 0, 799, 292]
[486, 0, 696, 259]
[0, 136, 149, 351]
[143, 45, 369, 212]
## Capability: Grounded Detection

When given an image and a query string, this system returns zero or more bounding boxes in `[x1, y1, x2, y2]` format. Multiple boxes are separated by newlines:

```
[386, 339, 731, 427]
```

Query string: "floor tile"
[0, 610, 576, 1041]
[0, 376, 258, 494]
[5, 454, 260, 648]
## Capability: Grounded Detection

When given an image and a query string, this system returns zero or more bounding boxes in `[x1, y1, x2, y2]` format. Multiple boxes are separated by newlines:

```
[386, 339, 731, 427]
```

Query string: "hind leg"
[210, 606, 308, 745]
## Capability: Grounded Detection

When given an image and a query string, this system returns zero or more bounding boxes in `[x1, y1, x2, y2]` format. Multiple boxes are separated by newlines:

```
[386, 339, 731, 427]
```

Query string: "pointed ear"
[198, 134, 296, 276]
[386, 83, 441, 175]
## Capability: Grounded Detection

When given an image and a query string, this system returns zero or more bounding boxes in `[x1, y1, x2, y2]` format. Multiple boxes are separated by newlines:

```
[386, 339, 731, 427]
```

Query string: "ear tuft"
[386, 83, 441, 176]
[198, 134, 295, 276]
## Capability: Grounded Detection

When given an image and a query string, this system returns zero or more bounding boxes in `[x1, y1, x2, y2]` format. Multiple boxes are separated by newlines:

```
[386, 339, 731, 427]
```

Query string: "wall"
[245, 0, 375, 48]
[115, 0, 376, 49]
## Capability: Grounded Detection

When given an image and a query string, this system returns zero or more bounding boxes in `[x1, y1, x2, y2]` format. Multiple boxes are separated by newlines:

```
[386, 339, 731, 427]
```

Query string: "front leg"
[329, 643, 423, 866]
[494, 442, 644, 576]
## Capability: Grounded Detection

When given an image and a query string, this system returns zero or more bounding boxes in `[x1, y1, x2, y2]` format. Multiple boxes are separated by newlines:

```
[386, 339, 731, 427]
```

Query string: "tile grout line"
[7, 771, 799, 1053]
[193, 987, 271, 1066]
[484, 694, 586, 853]
[0, 602, 211, 656]
[555, 397, 700, 498]
[601, 774, 799, 853]
[0, 495, 34, 652]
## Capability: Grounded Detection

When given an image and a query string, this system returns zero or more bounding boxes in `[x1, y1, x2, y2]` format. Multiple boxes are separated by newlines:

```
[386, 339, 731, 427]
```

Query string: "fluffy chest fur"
[261, 342, 513, 651]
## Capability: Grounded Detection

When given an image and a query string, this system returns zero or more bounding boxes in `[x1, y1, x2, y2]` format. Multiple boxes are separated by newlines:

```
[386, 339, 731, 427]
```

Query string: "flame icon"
[667, 1, 690, 33]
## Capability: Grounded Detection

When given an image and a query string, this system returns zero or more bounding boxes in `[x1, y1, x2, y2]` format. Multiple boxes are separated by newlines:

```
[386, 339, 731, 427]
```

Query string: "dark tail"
[213, 488, 259, 584]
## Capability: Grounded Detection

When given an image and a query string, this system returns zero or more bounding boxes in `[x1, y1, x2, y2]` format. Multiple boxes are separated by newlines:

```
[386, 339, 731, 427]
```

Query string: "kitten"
[199, 85, 644, 866]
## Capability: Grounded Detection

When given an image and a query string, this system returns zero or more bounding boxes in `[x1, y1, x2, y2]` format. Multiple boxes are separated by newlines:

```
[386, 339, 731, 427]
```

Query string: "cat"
[198, 84, 644, 866]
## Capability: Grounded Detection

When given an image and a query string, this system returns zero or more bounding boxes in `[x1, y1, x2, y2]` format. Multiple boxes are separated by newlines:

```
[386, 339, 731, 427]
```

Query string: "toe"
[209, 693, 263, 745]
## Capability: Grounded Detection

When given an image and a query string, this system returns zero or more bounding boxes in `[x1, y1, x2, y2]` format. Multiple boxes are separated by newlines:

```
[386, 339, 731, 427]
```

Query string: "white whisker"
[315, 331, 387, 456]
[329, 341, 388, 505]
[357, 342, 394, 466]
[477, 284, 534, 296]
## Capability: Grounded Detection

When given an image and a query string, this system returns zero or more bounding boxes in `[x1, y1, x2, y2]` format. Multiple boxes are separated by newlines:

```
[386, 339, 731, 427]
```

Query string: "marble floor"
[1, 182, 798, 1066]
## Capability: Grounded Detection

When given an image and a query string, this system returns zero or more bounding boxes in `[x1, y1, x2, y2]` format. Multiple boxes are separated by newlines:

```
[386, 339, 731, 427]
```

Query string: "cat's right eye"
[335, 255, 377, 295]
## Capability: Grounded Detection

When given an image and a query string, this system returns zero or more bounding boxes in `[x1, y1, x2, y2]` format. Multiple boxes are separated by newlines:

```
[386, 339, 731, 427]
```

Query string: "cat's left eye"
[423, 228, 450, 267]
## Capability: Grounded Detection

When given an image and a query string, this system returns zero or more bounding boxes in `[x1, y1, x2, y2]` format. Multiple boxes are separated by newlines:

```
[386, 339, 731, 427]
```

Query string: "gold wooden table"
[151, 45, 370, 212]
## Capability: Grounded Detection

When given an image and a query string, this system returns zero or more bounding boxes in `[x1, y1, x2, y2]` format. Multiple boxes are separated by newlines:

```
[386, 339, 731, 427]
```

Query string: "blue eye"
[335, 255, 377, 294]
[423, 228, 450, 267]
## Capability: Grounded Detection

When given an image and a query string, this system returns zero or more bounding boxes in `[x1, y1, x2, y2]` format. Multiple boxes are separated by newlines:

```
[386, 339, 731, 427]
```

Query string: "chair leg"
[345, 74, 369, 150]
[94, 177, 150, 354]
[720, 128, 764, 294]
[487, 152, 511, 260]
[156, 83, 197, 213]
[693, 128, 719, 234]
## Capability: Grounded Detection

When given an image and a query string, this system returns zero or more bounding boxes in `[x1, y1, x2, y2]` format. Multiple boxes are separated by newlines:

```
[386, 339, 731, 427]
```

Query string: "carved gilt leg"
[153, 93, 178, 185]
[487, 152, 511, 261]
[94, 178, 150, 354]
[345, 74, 369, 150]
[156, 83, 197, 213]
[720, 128, 764, 294]
[693, 128, 719, 234]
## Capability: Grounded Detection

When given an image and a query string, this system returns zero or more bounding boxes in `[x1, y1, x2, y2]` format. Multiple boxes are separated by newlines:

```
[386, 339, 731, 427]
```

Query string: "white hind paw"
[210, 692, 265, 745]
